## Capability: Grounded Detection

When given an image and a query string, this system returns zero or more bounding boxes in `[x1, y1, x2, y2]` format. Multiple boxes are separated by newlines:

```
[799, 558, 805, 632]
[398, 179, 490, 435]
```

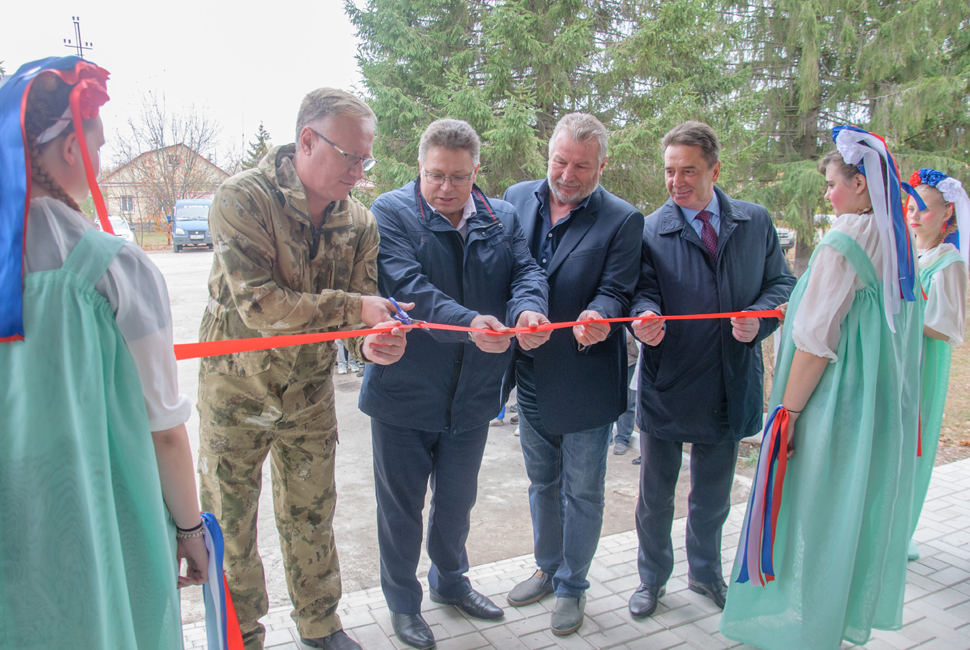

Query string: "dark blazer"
[359, 180, 548, 435]
[632, 186, 795, 443]
[504, 180, 644, 435]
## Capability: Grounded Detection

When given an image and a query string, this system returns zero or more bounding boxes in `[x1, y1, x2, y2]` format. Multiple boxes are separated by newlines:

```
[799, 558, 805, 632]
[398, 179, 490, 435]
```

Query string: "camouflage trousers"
[198, 419, 343, 650]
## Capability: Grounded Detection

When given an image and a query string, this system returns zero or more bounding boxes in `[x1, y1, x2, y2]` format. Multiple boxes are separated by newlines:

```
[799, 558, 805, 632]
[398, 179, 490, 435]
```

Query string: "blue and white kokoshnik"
[833, 125, 918, 331]
[911, 168, 970, 266]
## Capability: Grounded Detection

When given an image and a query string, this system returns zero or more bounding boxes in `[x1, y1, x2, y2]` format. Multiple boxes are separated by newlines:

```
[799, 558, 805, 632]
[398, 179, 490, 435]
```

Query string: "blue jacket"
[359, 180, 548, 434]
[503, 181, 644, 435]
[633, 186, 796, 443]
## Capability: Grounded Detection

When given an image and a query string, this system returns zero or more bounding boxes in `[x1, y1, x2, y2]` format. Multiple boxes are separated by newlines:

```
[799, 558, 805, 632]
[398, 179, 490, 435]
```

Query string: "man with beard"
[502, 113, 644, 636]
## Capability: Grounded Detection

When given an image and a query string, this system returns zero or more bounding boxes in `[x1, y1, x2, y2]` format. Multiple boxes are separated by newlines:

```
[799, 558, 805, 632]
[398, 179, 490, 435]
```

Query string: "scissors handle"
[389, 297, 413, 325]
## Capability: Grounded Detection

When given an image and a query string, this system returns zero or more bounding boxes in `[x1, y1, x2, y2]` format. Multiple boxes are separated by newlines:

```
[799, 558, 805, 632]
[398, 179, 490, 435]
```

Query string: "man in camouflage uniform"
[198, 88, 408, 650]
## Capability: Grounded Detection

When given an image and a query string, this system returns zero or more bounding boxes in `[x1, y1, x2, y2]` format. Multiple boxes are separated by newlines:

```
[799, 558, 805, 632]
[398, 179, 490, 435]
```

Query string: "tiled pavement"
[182, 457, 970, 650]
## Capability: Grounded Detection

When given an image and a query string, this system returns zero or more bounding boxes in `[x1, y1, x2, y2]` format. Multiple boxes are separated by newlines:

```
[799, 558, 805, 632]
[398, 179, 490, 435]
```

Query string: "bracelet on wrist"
[784, 406, 803, 414]
[176, 528, 206, 540]
[176, 520, 204, 534]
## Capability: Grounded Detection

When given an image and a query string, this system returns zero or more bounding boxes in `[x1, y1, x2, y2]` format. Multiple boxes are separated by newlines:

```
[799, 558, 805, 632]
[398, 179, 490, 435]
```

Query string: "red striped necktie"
[696, 210, 718, 261]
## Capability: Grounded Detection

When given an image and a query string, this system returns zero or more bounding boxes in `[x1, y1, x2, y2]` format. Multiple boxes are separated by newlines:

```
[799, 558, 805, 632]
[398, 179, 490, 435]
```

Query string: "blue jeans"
[515, 355, 612, 598]
[335, 340, 350, 365]
[613, 363, 638, 445]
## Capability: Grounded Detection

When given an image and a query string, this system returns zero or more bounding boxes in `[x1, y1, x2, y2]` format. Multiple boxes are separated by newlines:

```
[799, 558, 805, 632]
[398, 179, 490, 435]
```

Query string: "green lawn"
[136, 231, 171, 249]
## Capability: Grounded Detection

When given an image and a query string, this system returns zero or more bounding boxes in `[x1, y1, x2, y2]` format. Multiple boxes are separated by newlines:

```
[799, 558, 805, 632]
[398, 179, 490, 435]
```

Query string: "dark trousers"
[635, 434, 739, 586]
[371, 418, 489, 614]
[613, 363, 638, 445]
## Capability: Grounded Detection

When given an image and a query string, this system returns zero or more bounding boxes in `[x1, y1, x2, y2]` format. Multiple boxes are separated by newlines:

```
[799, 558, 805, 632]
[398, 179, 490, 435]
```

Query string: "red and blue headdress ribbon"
[908, 168, 970, 266]
[201, 513, 245, 650]
[736, 405, 790, 586]
[0, 56, 112, 343]
[832, 126, 918, 331]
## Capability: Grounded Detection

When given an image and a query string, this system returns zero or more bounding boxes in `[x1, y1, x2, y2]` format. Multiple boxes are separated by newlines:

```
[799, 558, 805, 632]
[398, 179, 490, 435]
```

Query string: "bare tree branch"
[106, 93, 225, 244]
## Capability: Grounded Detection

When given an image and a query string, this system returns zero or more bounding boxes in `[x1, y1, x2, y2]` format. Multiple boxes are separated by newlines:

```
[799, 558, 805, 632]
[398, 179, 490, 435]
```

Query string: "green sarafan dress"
[720, 228, 923, 649]
[0, 230, 182, 649]
[910, 246, 966, 559]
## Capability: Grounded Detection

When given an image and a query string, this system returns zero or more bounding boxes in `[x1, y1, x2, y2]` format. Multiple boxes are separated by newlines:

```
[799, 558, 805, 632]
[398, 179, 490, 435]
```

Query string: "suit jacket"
[632, 186, 795, 443]
[504, 180, 644, 434]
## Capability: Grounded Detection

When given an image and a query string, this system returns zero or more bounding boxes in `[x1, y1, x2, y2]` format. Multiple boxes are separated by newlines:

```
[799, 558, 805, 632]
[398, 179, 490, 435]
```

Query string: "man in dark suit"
[503, 113, 644, 637]
[629, 121, 795, 618]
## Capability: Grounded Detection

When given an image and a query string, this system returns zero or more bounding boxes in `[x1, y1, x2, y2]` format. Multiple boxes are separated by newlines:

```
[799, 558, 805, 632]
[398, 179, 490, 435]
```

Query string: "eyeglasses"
[423, 171, 474, 187]
[310, 128, 378, 172]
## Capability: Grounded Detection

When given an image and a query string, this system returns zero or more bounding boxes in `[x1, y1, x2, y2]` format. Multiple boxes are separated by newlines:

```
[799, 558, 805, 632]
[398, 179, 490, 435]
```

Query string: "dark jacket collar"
[658, 186, 748, 235]
[409, 177, 498, 232]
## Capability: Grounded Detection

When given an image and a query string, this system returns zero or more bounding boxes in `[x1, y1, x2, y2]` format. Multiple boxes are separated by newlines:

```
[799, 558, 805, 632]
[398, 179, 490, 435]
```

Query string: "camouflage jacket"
[198, 144, 378, 428]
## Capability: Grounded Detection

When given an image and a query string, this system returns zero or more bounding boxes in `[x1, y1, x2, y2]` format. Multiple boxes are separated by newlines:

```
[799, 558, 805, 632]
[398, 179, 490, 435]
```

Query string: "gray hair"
[418, 118, 481, 166]
[661, 121, 720, 169]
[295, 88, 376, 141]
[548, 113, 608, 165]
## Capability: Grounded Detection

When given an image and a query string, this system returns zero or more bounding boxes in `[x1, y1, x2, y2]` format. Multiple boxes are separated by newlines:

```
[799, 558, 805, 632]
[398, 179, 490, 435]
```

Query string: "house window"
[120, 196, 135, 213]
[167, 155, 183, 167]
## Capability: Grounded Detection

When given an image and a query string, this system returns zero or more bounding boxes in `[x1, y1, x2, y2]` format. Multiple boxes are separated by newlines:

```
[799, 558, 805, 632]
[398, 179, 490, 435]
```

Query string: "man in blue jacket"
[502, 113, 644, 636]
[359, 118, 551, 650]
[628, 121, 795, 619]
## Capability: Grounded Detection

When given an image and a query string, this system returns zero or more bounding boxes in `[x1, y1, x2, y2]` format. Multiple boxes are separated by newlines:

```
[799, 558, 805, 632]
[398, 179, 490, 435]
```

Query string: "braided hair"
[23, 72, 82, 212]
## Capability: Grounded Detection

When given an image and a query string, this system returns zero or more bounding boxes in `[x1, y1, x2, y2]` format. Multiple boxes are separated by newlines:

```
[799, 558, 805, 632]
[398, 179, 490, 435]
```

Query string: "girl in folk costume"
[0, 58, 208, 647]
[719, 127, 923, 650]
[906, 168, 969, 561]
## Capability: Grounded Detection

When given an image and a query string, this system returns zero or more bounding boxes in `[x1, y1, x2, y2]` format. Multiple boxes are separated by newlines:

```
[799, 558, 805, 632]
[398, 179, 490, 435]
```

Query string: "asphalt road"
[153, 248, 753, 624]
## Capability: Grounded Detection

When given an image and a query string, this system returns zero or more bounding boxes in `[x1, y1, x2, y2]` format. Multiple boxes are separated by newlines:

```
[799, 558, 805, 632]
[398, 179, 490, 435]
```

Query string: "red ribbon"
[173, 309, 784, 361]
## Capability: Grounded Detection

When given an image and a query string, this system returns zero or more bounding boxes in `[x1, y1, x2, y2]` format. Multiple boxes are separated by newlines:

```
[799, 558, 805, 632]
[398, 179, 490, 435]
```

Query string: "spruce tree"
[346, 0, 605, 199]
[242, 122, 272, 170]
[732, 0, 970, 273]
[347, 0, 749, 210]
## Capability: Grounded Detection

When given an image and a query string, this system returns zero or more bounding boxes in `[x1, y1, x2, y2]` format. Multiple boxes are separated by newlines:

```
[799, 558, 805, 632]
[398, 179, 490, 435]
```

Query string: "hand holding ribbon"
[573, 310, 611, 346]
[515, 310, 552, 350]
[731, 315, 761, 343]
[631, 311, 665, 346]
[469, 314, 515, 353]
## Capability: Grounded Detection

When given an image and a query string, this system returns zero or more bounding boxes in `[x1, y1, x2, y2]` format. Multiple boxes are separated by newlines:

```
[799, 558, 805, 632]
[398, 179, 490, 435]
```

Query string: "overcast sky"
[4, 0, 365, 168]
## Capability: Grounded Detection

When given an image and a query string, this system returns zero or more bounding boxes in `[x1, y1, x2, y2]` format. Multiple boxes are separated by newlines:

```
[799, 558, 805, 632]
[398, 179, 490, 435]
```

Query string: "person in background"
[611, 328, 640, 455]
[335, 339, 362, 374]
[905, 168, 968, 560]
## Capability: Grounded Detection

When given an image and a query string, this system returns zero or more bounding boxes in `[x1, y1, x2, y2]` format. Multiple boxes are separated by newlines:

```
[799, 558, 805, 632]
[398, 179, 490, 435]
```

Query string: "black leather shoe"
[299, 630, 361, 650]
[429, 588, 504, 620]
[687, 577, 728, 609]
[628, 584, 665, 618]
[390, 612, 436, 649]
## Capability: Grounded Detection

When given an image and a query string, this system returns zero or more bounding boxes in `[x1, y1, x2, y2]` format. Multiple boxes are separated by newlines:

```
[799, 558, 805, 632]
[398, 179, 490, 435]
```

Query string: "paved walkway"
[182, 457, 970, 650]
